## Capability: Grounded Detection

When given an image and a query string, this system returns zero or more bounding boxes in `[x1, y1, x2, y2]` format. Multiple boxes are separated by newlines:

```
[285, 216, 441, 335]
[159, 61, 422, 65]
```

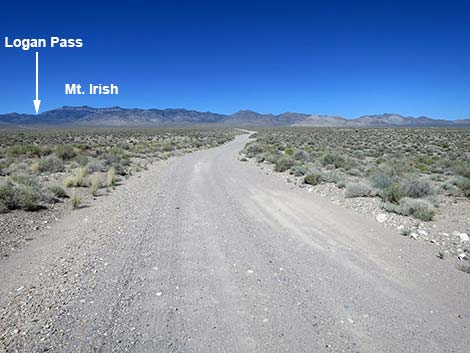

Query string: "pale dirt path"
[1, 134, 469, 353]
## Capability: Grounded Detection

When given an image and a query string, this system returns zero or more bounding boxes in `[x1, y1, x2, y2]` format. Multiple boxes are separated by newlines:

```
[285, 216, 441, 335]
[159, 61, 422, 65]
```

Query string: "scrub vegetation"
[242, 127, 470, 221]
[0, 128, 236, 212]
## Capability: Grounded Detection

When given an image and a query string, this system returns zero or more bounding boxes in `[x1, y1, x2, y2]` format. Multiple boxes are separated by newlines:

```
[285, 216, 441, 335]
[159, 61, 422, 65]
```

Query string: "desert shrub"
[284, 147, 295, 156]
[54, 145, 76, 160]
[75, 155, 89, 167]
[255, 155, 265, 163]
[48, 185, 68, 199]
[0, 179, 15, 211]
[370, 166, 400, 189]
[321, 152, 347, 169]
[402, 178, 434, 198]
[453, 162, 470, 178]
[347, 168, 363, 177]
[86, 161, 106, 173]
[244, 142, 265, 158]
[345, 182, 373, 198]
[294, 150, 310, 161]
[304, 173, 322, 185]
[384, 197, 435, 221]
[322, 170, 348, 188]
[263, 152, 278, 164]
[456, 177, 470, 197]
[12, 183, 43, 211]
[103, 155, 129, 175]
[8, 145, 43, 157]
[274, 157, 295, 172]
[440, 180, 461, 196]
[380, 182, 407, 203]
[290, 165, 309, 177]
[0, 176, 46, 212]
[38, 155, 65, 173]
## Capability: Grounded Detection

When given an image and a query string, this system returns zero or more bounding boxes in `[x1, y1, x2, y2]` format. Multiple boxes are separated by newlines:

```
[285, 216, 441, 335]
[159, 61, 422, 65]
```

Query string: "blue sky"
[0, 0, 469, 119]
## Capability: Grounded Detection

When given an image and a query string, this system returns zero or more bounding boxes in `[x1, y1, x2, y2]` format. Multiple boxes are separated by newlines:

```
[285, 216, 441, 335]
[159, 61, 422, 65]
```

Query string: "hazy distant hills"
[293, 113, 470, 128]
[0, 106, 469, 128]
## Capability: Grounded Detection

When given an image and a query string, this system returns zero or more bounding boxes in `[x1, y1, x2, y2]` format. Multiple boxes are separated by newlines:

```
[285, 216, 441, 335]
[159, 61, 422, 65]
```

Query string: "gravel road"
[1, 134, 469, 353]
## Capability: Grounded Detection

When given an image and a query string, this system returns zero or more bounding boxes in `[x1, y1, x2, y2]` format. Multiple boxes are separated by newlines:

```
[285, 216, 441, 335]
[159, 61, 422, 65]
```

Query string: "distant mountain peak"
[0, 107, 468, 128]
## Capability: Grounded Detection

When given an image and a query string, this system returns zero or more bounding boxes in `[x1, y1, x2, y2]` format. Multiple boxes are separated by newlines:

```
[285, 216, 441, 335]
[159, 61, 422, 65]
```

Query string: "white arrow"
[33, 51, 41, 114]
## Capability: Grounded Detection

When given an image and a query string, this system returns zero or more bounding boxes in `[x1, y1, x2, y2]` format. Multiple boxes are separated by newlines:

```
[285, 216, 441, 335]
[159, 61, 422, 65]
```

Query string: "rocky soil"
[244, 158, 470, 265]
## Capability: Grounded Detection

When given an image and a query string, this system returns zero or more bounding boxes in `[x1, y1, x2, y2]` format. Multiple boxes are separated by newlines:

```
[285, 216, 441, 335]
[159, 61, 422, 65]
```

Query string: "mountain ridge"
[0, 106, 469, 128]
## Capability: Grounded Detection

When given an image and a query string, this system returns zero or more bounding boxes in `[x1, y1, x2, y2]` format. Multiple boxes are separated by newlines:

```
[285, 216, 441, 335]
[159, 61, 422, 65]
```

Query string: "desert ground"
[0, 130, 469, 352]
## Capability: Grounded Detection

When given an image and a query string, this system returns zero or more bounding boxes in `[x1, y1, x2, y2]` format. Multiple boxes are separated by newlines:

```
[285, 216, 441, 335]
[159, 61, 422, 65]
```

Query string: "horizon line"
[1, 105, 469, 122]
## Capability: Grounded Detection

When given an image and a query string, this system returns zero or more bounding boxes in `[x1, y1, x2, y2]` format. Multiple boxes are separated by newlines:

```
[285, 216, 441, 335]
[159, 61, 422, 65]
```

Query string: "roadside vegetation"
[242, 127, 470, 221]
[0, 128, 236, 213]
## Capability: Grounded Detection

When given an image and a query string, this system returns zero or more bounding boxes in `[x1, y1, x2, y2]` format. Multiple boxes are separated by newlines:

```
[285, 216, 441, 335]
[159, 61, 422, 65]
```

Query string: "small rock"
[459, 233, 469, 242]
[376, 214, 388, 223]
[458, 253, 469, 261]
[418, 229, 428, 237]
[410, 233, 418, 239]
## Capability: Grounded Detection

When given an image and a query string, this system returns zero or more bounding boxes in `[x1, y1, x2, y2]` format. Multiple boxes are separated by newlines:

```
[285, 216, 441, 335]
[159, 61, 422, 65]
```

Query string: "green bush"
[453, 162, 470, 178]
[370, 166, 400, 189]
[244, 142, 265, 158]
[54, 145, 77, 160]
[456, 178, 470, 197]
[381, 182, 407, 203]
[290, 165, 309, 177]
[284, 147, 295, 156]
[274, 157, 295, 172]
[294, 150, 310, 161]
[322, 170, 348, 188]
[384, 197, 435, 221]
[345, 182, 373, 198]
[38, 155, 65, 173]
[8, 144, 43, 157]
[0, 177, 46, 212]
[402, 178, 434, 198]
[304, 173, 322, 185]
[321, 152, 347, 168]
[255, 155, 265, 163]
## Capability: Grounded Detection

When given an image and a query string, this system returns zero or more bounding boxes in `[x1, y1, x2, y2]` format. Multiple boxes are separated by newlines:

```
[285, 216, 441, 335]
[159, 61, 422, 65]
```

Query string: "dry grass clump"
[89, 173, 102, 196]
[107, 167, 117, 188]
[71, 191, 81, 209]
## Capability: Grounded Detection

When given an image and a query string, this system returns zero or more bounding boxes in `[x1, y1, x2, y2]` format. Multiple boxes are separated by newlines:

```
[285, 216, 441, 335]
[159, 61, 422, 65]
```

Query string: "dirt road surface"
[1, 135, 469, 352]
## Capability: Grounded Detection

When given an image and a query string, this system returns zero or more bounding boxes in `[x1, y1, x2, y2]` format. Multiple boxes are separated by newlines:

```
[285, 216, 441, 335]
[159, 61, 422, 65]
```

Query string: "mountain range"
[0, 106, 469, 128]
